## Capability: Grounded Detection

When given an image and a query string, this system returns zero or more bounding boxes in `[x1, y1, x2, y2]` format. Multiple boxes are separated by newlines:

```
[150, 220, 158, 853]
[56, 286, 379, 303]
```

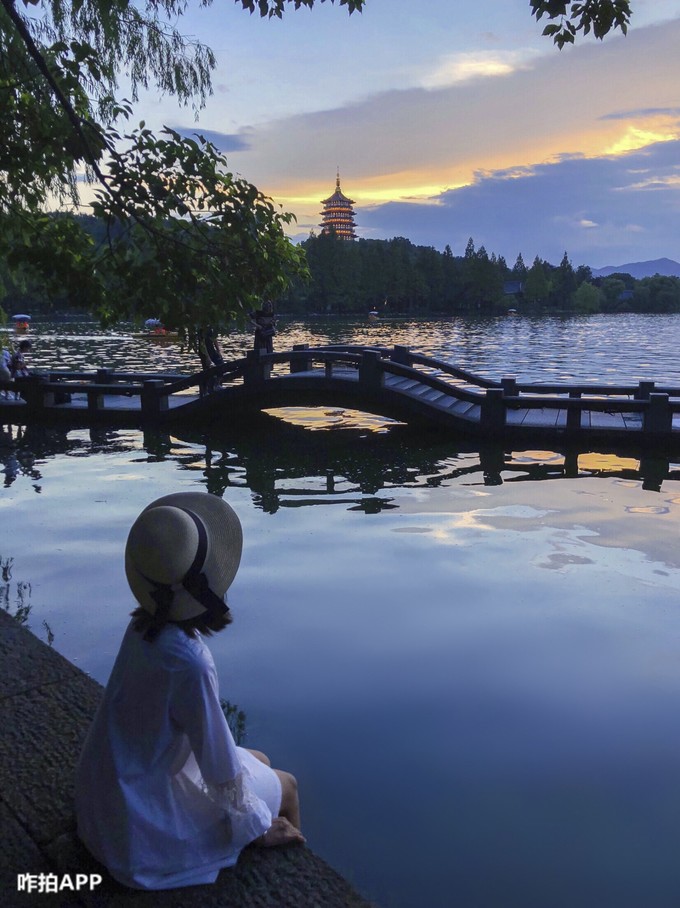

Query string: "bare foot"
[258, 817, 306, 847]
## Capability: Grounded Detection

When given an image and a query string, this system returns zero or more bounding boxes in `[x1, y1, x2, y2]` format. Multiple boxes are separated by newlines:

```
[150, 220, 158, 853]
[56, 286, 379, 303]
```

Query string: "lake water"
[3, 314, 680, 908]
[18, 311, 680, 385]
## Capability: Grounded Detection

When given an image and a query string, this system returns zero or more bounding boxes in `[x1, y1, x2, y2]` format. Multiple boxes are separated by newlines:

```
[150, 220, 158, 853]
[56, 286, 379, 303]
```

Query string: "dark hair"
[130, 605, 232, 642]
[18, 340, 31, 351]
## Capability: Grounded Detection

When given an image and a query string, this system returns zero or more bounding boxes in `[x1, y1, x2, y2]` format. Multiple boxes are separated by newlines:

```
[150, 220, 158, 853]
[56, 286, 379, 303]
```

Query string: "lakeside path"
[0, 609, 374, 908]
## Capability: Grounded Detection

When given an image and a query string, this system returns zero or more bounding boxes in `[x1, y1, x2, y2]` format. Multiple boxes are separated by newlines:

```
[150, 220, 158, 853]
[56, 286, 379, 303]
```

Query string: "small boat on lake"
[143, 318, 178, 338]
[11, 314, 31, 331]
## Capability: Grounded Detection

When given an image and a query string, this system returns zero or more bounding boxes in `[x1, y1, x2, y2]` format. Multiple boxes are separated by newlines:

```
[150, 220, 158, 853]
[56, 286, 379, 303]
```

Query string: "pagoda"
[319, 171, 357, 240]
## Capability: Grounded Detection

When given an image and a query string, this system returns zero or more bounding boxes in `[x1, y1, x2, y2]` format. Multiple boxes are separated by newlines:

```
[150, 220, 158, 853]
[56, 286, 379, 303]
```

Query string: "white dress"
[75, 621, 281, 889]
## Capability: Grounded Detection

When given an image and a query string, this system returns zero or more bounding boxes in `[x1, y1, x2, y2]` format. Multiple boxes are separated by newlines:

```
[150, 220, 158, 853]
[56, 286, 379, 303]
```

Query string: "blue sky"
[134, 0, 680, 269]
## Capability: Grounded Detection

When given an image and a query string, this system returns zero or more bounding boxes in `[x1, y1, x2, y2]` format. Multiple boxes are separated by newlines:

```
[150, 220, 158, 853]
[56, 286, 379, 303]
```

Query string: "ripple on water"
[625, 505, 671, 515]
[21, 312, 680, 384]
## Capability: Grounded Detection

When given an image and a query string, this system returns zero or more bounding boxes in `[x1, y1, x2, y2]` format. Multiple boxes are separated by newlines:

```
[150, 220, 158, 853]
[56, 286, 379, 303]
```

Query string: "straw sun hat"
[125, 492, 243, 622]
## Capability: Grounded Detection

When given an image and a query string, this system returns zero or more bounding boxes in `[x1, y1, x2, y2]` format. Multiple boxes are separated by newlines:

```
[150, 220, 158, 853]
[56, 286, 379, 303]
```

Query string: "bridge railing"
[244, 343, 495, 392]
[374, 345, 680, 436]
[379, 358, 484, 403]
[388, 345, 499, 389]
[0, 360, 252, 416]
[227, 343, 680, 437]
[339, 344, 680, 399]
[240, 346, 364, 384]
[295, 345, 680, 437]
[373, 355, 674, 426]
[3, 344, 680, 438]
[1, 372, 170, 417]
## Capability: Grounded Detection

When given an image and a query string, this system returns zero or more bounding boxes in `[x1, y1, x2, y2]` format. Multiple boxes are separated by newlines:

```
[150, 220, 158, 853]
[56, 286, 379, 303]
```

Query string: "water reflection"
[0, 552, 53, 644]
[2, 415, 679, 511]
[0, 423, 141, 490]
[157, 420, 680, 507]
[6, 315, 680, 908]
[2, 427, 679, 907]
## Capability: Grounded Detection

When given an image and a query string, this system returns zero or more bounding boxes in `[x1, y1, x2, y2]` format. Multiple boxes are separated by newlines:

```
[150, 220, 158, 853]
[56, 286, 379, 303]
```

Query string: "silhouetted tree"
[513, 253, 528, 278]
[524, 256, 552, 305]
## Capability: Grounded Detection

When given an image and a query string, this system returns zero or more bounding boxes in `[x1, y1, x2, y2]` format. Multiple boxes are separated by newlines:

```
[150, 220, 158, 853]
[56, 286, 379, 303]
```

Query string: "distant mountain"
[592, 258, 680, 279]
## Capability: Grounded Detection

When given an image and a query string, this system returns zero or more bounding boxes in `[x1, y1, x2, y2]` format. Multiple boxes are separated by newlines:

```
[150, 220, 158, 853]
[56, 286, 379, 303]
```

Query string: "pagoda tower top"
[320, 170, 357, 240]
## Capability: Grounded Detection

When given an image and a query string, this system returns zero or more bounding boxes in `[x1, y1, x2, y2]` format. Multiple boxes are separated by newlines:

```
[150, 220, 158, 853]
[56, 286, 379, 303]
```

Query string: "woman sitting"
[75, 491, 304, 890]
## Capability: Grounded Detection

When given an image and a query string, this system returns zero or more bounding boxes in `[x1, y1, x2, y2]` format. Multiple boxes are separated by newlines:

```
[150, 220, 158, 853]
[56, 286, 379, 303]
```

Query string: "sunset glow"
[139, 2, 680, 266]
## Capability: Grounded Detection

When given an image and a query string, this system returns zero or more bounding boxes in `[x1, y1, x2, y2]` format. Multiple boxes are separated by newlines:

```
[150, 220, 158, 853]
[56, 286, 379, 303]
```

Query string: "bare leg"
[255, 768, 304, 847]
[243, 747, 304, 846]
[245, 751, 300, 828]
[273, 769, 301, 829]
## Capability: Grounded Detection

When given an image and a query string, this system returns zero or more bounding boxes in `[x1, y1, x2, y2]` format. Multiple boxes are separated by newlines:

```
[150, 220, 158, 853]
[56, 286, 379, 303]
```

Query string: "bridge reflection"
[0, 416, 677, 510]
[141, 424, 680, 506]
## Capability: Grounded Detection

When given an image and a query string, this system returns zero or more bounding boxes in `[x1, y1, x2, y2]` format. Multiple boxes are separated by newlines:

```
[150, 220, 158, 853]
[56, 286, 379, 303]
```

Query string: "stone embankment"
[0, 609, 374, 907]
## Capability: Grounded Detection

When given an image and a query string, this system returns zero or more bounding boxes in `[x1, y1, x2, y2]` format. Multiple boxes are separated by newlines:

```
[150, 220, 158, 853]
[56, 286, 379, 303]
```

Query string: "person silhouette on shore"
[9, 339, 31, 399]
[10, 339, 31, 379]
[250, 301, 276, 355]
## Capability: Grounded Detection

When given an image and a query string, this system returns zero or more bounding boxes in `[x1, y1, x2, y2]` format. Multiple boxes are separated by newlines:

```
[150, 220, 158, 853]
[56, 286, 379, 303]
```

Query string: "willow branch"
[1, 0, 112, 179]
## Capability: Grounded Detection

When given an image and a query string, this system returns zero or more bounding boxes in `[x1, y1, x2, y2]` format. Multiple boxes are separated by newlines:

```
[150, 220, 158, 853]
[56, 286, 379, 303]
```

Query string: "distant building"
[503, 280, 524, 297]
[320, 171, 357, 240]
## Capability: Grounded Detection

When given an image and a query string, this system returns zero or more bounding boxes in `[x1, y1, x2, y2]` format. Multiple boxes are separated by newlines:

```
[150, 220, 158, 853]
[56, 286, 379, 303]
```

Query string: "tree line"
[5, 219, 680, 318]
[276, 232, 680, 316]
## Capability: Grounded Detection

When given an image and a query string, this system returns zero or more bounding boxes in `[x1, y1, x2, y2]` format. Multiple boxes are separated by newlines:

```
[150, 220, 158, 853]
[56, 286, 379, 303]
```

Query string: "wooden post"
[500, 377, 517, 397]
[564, 450, 579, 477]
[243, 350, 265, 385]
[359, 350, 384, 388]
[480, 388, 505, 431]
[20, 374, 53, 410]
[636, 380, 655, 400]
[142, 430, 172, 458]
[87, 388, 105, 412]
[479, 445, 505, 486]
[140, 379, 168, 416]
[567, 390, 581, 431]
[290, 343, 312, 374]
[391, 345, 412, 367]
[86, 369, 111, 411]
[639, 455, 669, 492]
[643, 392, 671, 434]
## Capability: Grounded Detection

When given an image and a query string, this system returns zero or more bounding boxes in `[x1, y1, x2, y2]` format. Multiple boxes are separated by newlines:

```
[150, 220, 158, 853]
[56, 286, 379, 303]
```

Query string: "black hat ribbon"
[142, 508, 228, 618]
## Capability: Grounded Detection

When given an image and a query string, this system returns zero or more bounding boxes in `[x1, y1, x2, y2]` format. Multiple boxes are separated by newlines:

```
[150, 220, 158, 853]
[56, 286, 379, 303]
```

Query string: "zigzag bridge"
[1, 344, 680, 447]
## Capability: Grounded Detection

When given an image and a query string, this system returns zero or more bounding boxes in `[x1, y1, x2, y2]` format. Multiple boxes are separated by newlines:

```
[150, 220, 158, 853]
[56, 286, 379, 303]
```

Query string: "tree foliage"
[1, 0, 635, 337]
[530, 1, 631, 48]
[572, 279, 601, 313]
[0, 0, 359, 334]
[523, 256, 552, 305]
[237, 0, 363, 16]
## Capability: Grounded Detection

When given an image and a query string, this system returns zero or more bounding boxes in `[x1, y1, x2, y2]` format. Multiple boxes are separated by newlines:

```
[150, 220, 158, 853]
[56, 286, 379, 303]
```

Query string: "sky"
[132, 0, 680, 270]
